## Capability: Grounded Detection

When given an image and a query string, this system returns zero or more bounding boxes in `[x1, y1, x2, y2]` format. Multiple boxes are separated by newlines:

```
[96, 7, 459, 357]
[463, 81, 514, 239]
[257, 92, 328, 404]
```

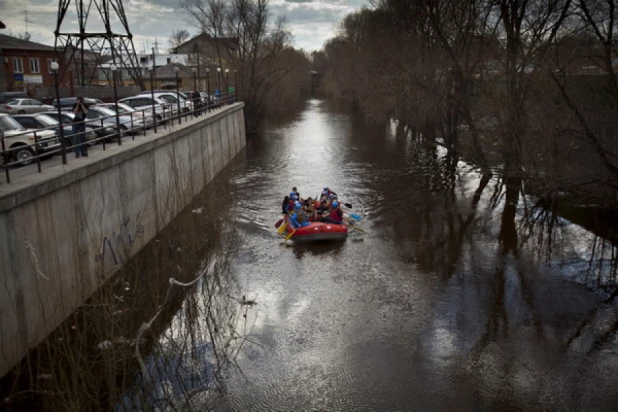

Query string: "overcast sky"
[0, 0, 369, 52]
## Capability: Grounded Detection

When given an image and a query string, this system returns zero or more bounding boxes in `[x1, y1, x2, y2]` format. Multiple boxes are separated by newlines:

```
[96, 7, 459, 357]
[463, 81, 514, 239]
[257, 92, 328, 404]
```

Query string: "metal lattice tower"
[54, 0, 144, 88]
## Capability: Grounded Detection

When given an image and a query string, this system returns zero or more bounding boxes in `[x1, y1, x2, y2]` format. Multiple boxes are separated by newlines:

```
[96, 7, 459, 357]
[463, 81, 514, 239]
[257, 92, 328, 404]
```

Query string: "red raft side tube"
[287, 221, 348, 242]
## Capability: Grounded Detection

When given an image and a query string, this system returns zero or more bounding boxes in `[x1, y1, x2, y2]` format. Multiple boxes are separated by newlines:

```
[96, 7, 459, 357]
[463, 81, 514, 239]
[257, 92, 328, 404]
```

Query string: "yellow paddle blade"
[277, 222, 287, 234]
[284, 229, 296, 241]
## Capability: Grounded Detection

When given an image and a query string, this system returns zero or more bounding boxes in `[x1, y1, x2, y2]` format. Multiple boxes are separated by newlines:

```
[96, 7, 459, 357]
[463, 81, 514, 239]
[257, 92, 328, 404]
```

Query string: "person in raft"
[321, 187, 336, 199]
[324, 200, 343, 224]
[303, 196, 317, 220]
[290, 202, 310, 228]
[281, 195, 290, 214]
[285, 192, 298, 213]
[291, 186, 300, 200]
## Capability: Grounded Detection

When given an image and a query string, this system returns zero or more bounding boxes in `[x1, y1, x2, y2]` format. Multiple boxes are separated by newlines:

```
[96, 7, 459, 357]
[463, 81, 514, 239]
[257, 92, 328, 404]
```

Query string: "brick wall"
[2, 49, 57, 92]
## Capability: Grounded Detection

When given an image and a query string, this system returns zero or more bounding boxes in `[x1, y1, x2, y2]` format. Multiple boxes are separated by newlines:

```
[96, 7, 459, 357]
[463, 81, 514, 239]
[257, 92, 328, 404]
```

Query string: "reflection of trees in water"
[0, 179, 258, 411]
[412, 165, 618, 409]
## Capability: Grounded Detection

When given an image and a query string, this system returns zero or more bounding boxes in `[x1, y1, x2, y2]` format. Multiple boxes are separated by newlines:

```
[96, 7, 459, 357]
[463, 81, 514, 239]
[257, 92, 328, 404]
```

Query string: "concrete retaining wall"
[0, 103, 246, 377]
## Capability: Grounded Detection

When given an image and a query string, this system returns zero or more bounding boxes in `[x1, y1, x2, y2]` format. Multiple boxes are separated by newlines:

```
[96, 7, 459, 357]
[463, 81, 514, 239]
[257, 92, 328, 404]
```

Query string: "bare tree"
[181, 0, 296, 132]
[168, 29, 191, 53]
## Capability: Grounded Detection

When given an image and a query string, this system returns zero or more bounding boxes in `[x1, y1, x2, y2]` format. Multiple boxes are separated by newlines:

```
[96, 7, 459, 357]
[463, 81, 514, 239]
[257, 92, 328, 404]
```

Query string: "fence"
[0, 91, 237, 184]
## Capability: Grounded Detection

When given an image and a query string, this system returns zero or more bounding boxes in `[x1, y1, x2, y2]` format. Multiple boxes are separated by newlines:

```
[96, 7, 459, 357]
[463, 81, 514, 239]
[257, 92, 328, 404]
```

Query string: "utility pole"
[54, 0, 144, 89]
[151, 47, 156, 89]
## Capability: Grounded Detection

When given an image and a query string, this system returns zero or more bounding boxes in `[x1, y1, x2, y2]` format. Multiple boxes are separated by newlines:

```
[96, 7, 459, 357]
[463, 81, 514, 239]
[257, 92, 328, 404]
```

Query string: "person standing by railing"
[72, 96, 89, 158]
[228, 85, 236, 103]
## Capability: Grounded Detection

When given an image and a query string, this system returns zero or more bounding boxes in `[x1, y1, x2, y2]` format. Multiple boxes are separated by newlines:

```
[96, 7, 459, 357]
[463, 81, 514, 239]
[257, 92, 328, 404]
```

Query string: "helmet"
[332, 201, 339, 208]
[294, 203, 302, 210]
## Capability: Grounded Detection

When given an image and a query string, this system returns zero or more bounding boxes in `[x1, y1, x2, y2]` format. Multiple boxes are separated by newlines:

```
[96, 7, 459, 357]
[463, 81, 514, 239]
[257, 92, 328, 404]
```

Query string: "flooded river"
[205, 99, 618, 411]
[4, 99, 618, 411]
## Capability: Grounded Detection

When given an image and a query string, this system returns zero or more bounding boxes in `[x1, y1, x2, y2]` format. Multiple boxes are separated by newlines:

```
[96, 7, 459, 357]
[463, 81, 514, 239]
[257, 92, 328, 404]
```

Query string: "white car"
[0, 98, 54, 115]
[98, 102, 155, 129]
[135, 92, 193, 113]
[0, 113, 60, 165]
[118, 95, 175, 121]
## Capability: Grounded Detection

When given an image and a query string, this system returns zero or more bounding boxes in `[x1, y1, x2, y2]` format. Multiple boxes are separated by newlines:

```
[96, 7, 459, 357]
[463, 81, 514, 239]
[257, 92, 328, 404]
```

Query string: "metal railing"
[0, 91, 237, 184]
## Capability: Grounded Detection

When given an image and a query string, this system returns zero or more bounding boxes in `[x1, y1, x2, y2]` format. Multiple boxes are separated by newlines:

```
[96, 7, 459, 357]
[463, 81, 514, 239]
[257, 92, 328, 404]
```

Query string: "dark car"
[11, 113, 97, 146]
[0, 92, 28, 104]
[52, 97, 103, 110]
[45, 110, 113, 143]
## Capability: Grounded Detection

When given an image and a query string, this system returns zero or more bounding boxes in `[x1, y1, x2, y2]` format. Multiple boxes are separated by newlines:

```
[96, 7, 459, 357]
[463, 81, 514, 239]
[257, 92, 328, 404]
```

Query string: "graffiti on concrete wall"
[95, 212, 145, 266]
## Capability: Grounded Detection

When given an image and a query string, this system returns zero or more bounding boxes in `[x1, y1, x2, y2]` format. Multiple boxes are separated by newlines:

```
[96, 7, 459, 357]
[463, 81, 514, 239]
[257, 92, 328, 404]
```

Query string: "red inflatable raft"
[286, 221, 348, 242]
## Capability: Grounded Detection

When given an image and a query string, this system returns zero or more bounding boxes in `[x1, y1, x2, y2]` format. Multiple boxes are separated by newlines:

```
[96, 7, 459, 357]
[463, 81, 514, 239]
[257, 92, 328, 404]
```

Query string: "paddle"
[274, 218, 283, 228]
[344, 202, 353, 209]
[344, 217, 365, 233]
[284, 228, 296, 241]
[277, 221, 288, 234]
[345, 211, 362, 221]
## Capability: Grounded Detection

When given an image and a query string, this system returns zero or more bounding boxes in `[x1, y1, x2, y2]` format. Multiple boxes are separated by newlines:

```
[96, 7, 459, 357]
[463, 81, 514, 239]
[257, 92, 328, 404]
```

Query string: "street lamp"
[225, 68, 230, 104]
[205, 67, 211, 112]
[148, 65, 157, 133]
[216, 67, 221, 92]
[174, 66, 181, 124]
[192, 67, 198, 116]
[50, 61, 66, 164]
[110, 64, 121, 145]
[216, 67, 221, 106]
[234, 69, 238, 100]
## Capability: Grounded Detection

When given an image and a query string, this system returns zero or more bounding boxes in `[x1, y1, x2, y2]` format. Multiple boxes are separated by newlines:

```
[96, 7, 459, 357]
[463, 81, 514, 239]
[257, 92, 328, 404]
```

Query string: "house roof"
[0, 34, 55, 52]
[174, 33, 239, 54]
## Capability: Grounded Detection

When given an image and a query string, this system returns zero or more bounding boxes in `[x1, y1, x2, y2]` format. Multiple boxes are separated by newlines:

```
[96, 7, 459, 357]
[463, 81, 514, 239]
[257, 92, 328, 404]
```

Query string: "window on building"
[13, 58, 23, 73]
[30, 59, 40, 73]
[167, 58, 171, 64]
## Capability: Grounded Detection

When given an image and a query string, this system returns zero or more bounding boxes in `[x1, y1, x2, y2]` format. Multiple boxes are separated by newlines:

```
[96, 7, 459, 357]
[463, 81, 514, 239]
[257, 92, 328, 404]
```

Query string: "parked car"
[140, 90, 189, 100]
[11, 113, 97, 146]
[118, 95, 173, 121]
[98, 102, 155, 128]
[85, 106, 144, 135]
[0, 113, 60, 165]
[45, 110, 113, 144]
[52, 97, 102, 110]
[0, 92, 28, 104]
[157, 93, 193, 113]
[138, 91, 193, 112]
[0, 98, 55, 114]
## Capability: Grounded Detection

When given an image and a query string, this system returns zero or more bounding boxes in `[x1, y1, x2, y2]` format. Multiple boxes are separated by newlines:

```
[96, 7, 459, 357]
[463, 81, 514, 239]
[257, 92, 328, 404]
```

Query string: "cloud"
[0, 0, 369, 52]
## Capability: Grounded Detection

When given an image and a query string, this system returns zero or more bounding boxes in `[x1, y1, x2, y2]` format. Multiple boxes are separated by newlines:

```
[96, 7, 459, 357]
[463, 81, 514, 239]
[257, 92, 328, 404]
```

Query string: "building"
[144, 63, 195, 90]
[136, 53, 189, 71]
[0, 34, 57, 93]
[173, 33, 238, 65]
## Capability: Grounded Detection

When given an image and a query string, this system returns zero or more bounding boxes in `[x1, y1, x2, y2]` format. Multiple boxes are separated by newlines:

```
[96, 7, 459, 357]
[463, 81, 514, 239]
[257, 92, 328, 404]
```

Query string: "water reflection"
[4, 99, 618, 411]
[210, 99, 618, 411]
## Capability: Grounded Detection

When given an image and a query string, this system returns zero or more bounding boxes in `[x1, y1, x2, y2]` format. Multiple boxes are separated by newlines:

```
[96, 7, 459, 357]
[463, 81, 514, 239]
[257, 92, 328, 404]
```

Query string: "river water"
[192, 99, 618, 411]
[5, 99, 618, 411]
